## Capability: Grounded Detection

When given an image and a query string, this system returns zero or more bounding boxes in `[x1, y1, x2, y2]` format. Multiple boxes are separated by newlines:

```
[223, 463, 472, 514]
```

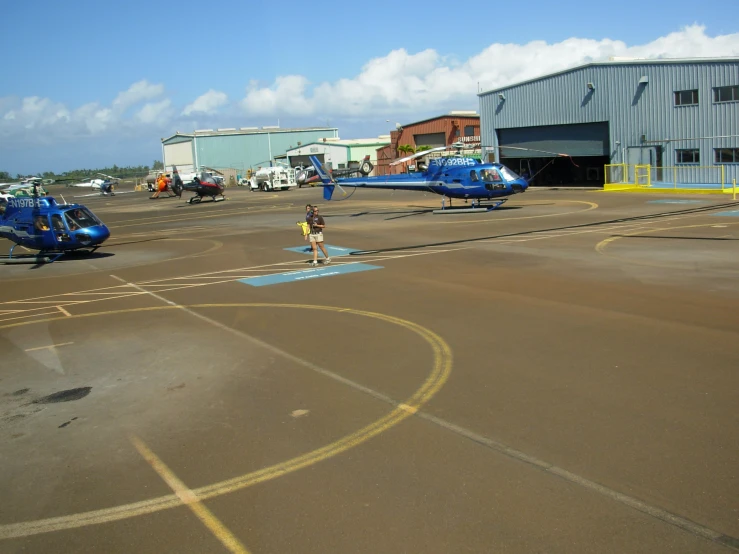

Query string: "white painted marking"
[25, 342, 74, 352]
[56, 306, 72, 317]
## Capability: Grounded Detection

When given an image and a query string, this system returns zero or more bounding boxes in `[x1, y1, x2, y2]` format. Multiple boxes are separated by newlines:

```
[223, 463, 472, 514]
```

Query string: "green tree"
[0, 171, 11, 181]
[397, 144, 415, 157]
[152, 160, 164, 170]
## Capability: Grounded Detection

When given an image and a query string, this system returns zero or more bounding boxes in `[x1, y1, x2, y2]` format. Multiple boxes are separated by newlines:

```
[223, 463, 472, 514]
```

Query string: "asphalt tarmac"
[1, 185, 738, 553]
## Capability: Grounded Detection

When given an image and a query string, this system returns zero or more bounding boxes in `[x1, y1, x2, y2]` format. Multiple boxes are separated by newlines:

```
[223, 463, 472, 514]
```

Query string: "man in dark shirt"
[308, 205, 330, 266]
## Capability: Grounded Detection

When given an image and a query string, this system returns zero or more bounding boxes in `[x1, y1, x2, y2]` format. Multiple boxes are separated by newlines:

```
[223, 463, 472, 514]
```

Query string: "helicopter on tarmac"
[0, 183, 110, 263]
[170, 166, 226, 204]
[66, 173, 119, 196]
[308, 143, 530, 212]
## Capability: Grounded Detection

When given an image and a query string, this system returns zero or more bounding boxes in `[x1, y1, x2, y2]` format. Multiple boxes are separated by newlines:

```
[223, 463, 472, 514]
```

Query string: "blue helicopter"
[308, 143, 529, 212]
[0, 186, 110, 263]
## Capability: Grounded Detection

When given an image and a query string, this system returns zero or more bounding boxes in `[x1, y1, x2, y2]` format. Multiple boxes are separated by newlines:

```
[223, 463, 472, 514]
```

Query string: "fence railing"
[605, 164, 731, 190]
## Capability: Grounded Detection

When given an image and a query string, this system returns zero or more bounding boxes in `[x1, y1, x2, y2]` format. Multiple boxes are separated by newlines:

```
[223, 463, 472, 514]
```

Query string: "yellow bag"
[297, 221, 310, 236]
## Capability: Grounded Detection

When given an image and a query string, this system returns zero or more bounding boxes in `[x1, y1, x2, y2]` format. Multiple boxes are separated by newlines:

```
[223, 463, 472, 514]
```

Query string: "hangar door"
[164, 141, 194, 168]
[498, 122, 609, 157]
[413, 132, 446, 148]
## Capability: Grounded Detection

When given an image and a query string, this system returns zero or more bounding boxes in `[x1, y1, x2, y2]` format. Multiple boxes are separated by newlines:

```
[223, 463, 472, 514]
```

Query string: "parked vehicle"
[239, 166, 297, 191]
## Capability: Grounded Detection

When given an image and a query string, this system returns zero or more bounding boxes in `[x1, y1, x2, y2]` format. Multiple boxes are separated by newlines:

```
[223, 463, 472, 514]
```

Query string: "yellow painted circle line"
[0, 303, 452, 540]
[438, 200, 598, 225]
[595, 221, 739, 269]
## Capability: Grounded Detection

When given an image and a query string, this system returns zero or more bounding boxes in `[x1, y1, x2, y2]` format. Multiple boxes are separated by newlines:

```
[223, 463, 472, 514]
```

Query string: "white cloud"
[0, 80, 170, 143]
[1, 25, 738, 151]
[183, 89, 228, 115]
[136, 99, 173, 125]
[241, 24, 739, 117]
[112, 80, 165, 112]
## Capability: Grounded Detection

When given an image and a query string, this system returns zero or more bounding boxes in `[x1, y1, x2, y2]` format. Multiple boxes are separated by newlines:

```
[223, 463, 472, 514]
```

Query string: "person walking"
[308, 205, 330, 266]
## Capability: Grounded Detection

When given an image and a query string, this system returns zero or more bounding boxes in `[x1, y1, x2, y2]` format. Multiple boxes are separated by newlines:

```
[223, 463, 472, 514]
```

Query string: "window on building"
[713, 85, 739, 103]
[715, 148, 739, 163]
[674, 89, 699, 106]
[464, 125, 475, 137]
[676, 149, 700, 164]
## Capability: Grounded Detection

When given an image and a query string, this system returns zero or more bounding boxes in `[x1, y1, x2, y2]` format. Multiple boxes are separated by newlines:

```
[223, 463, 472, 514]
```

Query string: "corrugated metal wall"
[479, 60, 739, 184]
[185, 129, 339, 172]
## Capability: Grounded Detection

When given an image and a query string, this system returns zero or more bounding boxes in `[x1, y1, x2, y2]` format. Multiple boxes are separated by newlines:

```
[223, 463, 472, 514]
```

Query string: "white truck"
[239, 166, 297, 192]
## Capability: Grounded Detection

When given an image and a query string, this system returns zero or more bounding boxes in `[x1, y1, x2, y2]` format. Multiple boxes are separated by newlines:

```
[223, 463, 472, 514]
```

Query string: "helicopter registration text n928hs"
[308, 145, 529, 212]
[0, 195, 110, 262]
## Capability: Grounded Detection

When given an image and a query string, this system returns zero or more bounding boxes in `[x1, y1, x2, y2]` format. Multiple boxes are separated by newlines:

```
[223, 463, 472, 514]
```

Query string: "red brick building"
[375, 112, 481, 175]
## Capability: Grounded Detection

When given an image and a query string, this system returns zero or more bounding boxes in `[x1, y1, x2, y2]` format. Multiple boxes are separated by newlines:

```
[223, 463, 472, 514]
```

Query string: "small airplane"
[307, 144, 529, 212]
[0, 183, 110, 262]
[171, 166, 226, 204]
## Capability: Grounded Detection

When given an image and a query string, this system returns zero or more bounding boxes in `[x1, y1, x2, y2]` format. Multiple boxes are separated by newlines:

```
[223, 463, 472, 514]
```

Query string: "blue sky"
[1, 0, 738, 175]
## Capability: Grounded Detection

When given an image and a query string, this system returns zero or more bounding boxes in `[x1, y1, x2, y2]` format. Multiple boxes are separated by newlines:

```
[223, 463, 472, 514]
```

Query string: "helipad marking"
[0, 304, 451, 540]
[239, 263, 382, 287]
[712, 210, 739, 217]
[130, 436, 251, 554]
[284, 244, 359, 256]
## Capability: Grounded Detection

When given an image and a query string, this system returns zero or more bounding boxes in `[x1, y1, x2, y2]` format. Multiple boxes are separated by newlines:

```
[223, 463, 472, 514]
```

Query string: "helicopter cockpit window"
[470, 170, 479, 182]
[64, 208, 98, 230]
[34, 215, 50, 231]
[499, 166, 521, 181]
[480, 169, 502, 182]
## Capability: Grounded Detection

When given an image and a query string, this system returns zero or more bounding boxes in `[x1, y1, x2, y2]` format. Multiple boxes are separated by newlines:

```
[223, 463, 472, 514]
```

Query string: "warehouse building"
[161, 126, 339, 184]
[375, 112, 481, 175]
[285, 137, 391, 175]
[479, 58, 739, 188]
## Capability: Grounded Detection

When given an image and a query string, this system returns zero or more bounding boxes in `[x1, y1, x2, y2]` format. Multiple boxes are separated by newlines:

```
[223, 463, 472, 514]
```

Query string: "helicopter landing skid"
[433, 199, 508, 214]
[187, 195, 225, 204]
[3, 245, 64, 264]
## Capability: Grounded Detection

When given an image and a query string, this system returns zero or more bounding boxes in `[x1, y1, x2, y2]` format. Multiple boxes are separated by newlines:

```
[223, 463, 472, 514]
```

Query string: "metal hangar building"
[161, 126, 339, 180]
[284, 137, 391, 175]
[478, 57, 739, 187]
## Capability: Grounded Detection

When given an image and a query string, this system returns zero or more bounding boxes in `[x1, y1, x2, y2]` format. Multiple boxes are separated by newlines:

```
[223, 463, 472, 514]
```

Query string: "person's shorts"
[309, 233, 324, 243]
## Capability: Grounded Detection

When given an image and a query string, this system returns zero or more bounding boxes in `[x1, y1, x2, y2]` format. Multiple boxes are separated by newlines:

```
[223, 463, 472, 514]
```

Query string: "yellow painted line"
[130, 436, 251, 554]
[0, 303, 452, 540]
[0, 311, 62, 324]
[24, 342, 74, 353]
[56, 306, 72, 317]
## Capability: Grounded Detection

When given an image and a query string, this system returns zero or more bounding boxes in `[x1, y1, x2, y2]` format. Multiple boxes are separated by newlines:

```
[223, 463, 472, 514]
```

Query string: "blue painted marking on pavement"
[711, 210, 739, 217]
[647, 199, 704, 204]
[240, 263, 383, 287]
[284, 244, 360, 257]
